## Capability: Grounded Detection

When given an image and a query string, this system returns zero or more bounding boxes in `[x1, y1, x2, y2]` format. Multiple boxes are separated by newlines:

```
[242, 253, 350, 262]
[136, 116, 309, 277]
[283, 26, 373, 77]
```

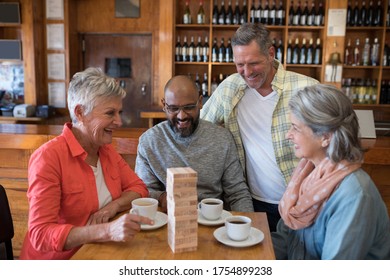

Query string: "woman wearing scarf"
[271, 84, 390, 260]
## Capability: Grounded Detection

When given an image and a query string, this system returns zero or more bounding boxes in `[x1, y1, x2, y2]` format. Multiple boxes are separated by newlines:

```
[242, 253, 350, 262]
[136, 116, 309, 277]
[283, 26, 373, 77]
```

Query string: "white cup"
[198, 198, 223, 220]
[225, 215, 252, 241]
[129, 197, 158, 221]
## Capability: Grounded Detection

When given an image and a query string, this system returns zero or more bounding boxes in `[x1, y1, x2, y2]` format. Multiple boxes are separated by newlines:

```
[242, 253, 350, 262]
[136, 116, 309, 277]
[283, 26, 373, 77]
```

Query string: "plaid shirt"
[200, 60, 319, 185]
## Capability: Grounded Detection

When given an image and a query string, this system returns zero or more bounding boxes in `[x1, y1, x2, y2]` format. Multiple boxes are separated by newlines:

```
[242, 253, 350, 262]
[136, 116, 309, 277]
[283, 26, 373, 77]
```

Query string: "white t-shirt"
[237, 88, 286, 204]
[90, 158, 112, 209]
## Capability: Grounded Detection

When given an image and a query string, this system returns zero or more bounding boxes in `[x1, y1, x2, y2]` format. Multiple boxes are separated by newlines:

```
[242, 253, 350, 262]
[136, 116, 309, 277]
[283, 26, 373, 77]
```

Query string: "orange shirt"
[20, 123, 148, 259]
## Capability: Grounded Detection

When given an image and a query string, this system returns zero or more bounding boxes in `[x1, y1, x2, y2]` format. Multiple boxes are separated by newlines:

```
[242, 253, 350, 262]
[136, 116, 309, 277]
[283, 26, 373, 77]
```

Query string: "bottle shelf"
[175, 62, 209, 65]
[343, 66, 381, 69]
[286, 26, 324, 30]
[286, 64, 322, 67]
[174, 0, 327, 97]
[176, 24, 210, 28]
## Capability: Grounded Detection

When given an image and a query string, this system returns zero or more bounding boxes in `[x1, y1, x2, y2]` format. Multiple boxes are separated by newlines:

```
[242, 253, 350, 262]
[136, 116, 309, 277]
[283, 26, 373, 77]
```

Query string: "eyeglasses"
[162, 99, 200, 114]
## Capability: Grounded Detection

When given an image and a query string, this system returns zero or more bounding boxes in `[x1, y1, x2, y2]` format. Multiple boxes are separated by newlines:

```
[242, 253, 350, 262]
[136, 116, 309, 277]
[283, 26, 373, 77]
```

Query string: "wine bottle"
[269, 0, 276, 25]
[387, 1, 390, 26]
[344, 38, 353, 65]
[359, 1, 367, 27]
[211, 76, 218, 95]
[182, 36, 189, 62]
[374, 0, 382, 26]
[212, 0, 219, 24]
[175, 36, 182, 62]
[218, 37, 226, 63]
[380, 80, 386, 104]
[183, 0, 192, 24]
[352, 1, 359, 26]
[371, 37, 380, 66]
[383, 44, 389, 66]
[286, 38, 292, 64]
[202, 36, 209, 62]
[188, 36, 196, 62]
[288, 0, 294, 25]
[292, 1, 301, 26]
[276, 39, 284, 63]
[263, 1, 270, 25]
[362, 37, 370, 66]
[307, 1, 315, 26]
[197, 0, 206, 24]
[299, 38, 307, 64]
[195, 36, 203, 62]
[292, 38, 300, 64]
[240, 0, 248, 24]
[233, 0, 241, 25]
[225, 38, 233, 63]
[353, 38, 361, 66]
[314, 1, 324, 26]
[226, 0, 234, 25]
[218, 73, 225, 84]
[313, 38, 321, 65]
[275, 0, 284, 25]
[256, 1, 262, 24]
[195, 72, 201, 95]
[342, 78, 352, 101]
[250, 0, 257, 23]
[212, 37, 219, 62]
[300, 1, 308, 26]
[219, 0, 226, 24]
[347, 1, 352, 26]
[306, 38, 314, 64]
[201, 73, 208, 98]
[366, 0, 374, 26]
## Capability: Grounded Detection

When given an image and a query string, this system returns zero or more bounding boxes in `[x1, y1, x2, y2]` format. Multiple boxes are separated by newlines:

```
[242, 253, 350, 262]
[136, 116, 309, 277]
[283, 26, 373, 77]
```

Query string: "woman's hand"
[88, 201, 120, 225]
[107, 213, 154, 242]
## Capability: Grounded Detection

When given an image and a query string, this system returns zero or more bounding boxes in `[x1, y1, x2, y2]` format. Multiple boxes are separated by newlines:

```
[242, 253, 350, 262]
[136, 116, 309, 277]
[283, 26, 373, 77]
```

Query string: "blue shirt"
[272, 169, 390, 259]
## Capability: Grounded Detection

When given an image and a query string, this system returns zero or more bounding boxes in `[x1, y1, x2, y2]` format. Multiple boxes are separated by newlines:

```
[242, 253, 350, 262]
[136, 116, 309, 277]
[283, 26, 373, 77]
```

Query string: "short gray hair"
[231, 23, 272, 56]
[67, 67, 126, 123]
[288, 84, 364, 163]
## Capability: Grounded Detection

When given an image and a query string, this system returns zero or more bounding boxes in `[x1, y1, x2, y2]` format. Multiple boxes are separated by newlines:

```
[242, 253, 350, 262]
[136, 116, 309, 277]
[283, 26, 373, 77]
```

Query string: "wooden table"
[71, 212, 275, 260]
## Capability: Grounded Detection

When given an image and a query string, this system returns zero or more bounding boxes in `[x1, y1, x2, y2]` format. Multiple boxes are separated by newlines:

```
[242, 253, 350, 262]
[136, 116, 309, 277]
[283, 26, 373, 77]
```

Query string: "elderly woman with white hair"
[20, 67, 152, 260]
[272, 84, 390, 260]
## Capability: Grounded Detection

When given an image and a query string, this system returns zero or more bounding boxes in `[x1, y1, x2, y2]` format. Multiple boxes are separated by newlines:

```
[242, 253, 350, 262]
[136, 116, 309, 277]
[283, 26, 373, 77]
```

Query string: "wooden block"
[168, 227, 197, 238]
[167, 205, 198, 217]
[167, 167, 198, 179]
[166, 167, 198, 253]
[169, 246, 197, 253]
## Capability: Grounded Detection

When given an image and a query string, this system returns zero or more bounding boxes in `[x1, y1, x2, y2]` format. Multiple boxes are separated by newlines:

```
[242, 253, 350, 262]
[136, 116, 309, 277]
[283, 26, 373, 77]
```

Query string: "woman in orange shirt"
[20, 67, 152, 260]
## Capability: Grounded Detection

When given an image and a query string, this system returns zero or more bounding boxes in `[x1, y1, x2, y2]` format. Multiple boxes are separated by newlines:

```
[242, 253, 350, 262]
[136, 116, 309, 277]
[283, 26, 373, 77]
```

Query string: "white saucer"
[141, 211, 168, 230]
[198, 209, 232, 226]
[213, 226, 264, 248]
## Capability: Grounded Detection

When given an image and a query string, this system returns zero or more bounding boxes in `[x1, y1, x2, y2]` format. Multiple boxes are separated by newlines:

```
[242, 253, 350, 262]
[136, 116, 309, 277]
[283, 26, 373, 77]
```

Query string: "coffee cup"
[129, 197, 158, 221]
[225, 216, 252, 241]
[198, 198, 223, 220]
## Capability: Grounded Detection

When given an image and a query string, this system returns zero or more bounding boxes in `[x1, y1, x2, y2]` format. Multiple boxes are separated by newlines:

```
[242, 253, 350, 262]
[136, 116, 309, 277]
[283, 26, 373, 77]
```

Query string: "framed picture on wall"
[115, 0, 140, 18]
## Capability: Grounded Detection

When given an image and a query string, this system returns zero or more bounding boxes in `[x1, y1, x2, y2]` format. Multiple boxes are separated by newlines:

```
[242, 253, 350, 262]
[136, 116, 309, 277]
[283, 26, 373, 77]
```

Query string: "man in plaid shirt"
[201, 23, 319, 232]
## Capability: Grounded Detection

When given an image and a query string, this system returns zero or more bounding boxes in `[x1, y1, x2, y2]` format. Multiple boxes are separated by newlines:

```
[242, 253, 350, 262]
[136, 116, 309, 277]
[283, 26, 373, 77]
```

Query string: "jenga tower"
[166, 167, 198, 253]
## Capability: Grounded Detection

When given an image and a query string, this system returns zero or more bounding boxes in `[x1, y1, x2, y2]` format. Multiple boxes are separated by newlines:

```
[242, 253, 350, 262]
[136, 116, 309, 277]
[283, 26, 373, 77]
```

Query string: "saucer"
[213, 226, 264, 248]
[141, 211, 168, 230]
[198, 209, 232, 226]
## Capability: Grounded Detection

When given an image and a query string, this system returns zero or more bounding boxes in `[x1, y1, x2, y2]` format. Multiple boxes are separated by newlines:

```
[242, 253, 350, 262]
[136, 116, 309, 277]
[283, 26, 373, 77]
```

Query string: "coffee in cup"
[129, 197, 158, 221]
[198, 198, 223, 220]
[225, 215, 252, 241]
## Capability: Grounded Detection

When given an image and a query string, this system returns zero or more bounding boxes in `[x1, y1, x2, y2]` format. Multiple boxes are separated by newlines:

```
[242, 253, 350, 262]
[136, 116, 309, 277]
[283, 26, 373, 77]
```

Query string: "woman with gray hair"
[272, 84, 390, 259]
[20, 67, 152, 260]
